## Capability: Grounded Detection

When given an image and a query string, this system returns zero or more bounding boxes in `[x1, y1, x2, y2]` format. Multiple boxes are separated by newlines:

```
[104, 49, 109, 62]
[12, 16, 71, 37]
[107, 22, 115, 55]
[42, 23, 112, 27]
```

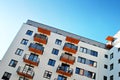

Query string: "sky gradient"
[0, 0, 120, 60]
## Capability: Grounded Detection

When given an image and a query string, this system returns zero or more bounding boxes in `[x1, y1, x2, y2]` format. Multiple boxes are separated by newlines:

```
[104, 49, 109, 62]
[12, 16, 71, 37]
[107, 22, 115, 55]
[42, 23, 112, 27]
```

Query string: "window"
[48, 59, 56, 66]
[15, 48, 23, 56]
[118, 48, 120, 52]
[2, 72, 11, 80]
[28, 53, 38, 62]
[104, 64, 108, 69]
[55, 39, 62, 45]
[75, 67, 80, 74]
[19, 77, 28, 80]
[118, 59, 120, 63]
[110, 75, 113, 80]
[22, 64, 34, 75]
[110, 53, 113, 59]
[52, 48, 59, 55]
[80, 47, 87, 53]
[87, 60, 97, 67]
[119, 72, 120, 77]
[64, 43, 78, 50]
[84, 70, 96, 79]
[75, 67, 84, 75]
[105, 54, 108, 58]
[77, 56, 97, 67]
[26, 30, 33, 36]
[58, 75, 67, 80]
[90, 50, 98, 57]
[110, 63, 114, 70]
[9, 59, 18, 67]
[103, 76, 107, 80]
[75, 67, 96, 79]
[29, 43, 44, 51]
[77, 56, 86, 64]
[43, 70, 52, 79]
[21, 39, 28, 45]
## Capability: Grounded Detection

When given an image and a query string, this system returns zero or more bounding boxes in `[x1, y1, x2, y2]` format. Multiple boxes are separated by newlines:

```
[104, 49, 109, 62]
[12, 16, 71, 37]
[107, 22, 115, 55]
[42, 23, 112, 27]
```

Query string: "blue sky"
[0, 0, 120, 60]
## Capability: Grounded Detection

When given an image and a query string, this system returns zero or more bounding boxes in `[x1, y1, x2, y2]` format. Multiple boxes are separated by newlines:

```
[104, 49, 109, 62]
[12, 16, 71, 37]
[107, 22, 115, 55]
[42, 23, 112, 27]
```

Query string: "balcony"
[105, 36, 114, 50]
[66, 36, 80, 44]
[38, 27, 51, 35]
[106, 36, 114, 41]
[29, 43, 44, 55]
[17, 66, 34, 79]
[60, 53, 75, 65]
[23, 54, 40, 66]
[56, 65, 73, 77]
[106, 44, 113, 49]
[34, 33, 48, 45]
[63, 43, 78, 54]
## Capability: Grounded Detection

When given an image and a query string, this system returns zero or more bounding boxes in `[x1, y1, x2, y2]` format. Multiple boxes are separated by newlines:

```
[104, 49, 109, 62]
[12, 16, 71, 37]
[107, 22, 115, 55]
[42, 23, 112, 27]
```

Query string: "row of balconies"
[35, 29, 115, 50]
[17, 52, 75, 79]
[17, 65, 73, 79]
[29, 42, 78, 55]
[23, 53, 75, 67]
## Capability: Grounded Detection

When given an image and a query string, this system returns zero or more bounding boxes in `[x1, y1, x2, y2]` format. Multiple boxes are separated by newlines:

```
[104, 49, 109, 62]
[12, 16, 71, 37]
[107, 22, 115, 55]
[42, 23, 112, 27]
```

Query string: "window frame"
[110, 75, 113, 80]
[90, 50, 98, 57]
[21, 39, 29, 45]
[52, 48, 59, 55]
[2, 72, 11, 80]
[15, 48, 24, 56]
[9, 59, 18, 68]
[104, 54, 108, 59]
[26, 30, 33, 36]
[55, 39, 62, 45]
[80, 47, 88, 53]
[77, 56, 86, 64]
[103, 76, 107, 80]
[48, 59, 56, 66]
[110, 53, 113, 60]
[104, 64, 108, 69]
[110, 63, 114, 70]
[43, 70, 52, 79]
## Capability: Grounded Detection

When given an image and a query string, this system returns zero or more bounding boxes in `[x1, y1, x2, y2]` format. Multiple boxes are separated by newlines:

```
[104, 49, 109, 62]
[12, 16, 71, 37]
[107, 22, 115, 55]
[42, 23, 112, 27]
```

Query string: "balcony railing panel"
[60, 53, 75, 64]
[23, 54, 40, 66]
[63, 43, 78, 54]
[29, 43, 44, 55]
[66, 36, 80, 44]
[38, 27, 51, 35]
[34, 33, 48, 44]
[17, 66, 34, 79]
[56, 65, 73, 77]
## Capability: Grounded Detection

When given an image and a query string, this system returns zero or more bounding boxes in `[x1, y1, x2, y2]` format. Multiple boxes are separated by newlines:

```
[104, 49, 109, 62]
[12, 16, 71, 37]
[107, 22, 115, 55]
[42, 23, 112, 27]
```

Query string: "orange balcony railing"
[56, 65, 73, 77]
[63, 43, 78, 54]
[66, 36, 80, 44]
[17, 66, 35, 79]
[60, 53, 75, 65]
[23, 54, 40, 66]
[38, 27, 51, 35]
[29, 43, 44, 55]
[106, 36, 114, 41]
[34, 33, 48, 45]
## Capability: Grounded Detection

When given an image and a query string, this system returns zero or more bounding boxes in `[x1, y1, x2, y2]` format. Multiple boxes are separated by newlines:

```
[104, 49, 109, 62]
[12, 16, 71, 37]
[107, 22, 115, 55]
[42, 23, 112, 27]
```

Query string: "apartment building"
[0, 20, 117, 80]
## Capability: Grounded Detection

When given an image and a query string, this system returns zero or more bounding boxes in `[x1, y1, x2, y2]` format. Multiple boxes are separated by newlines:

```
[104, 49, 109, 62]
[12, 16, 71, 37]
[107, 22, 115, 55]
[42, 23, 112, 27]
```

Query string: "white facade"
[0, 20, 112, 80]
